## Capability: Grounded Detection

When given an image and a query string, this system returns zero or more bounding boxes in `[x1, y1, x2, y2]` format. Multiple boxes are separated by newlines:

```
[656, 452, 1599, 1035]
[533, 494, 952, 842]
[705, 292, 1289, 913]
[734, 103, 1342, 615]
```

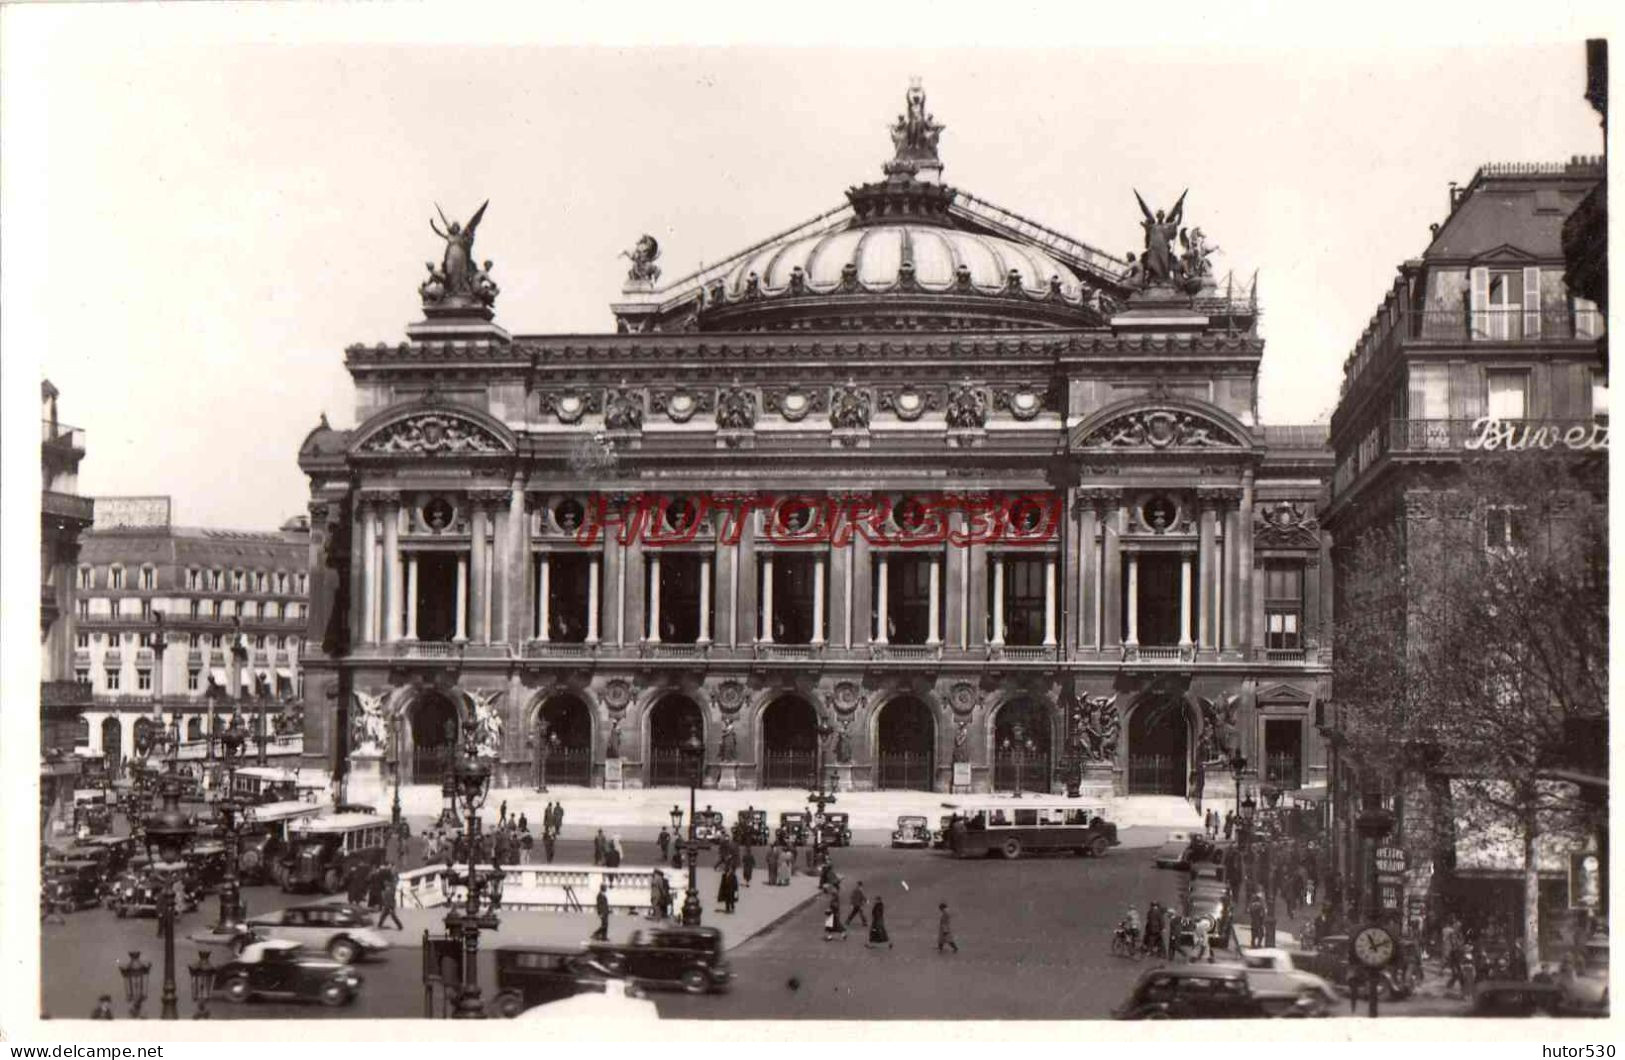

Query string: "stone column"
[1305, 553, 1322, 654]
[384, 500, 402, 643]
[406, 556, 420, 640]
[851, 530, 871, 648]
[482, 530, 495, 644]
[760, 555, 775, 643]
[454, 556, 469, 642]
[469, 502, 489, 642]
[874, 554, 890, 644]
[361, 502, 379, 645]
[946, 509, 967, 649]
[1077, 501, 1098, 650]
[1125, 552, 1139, 647]
[968, 541, 989, 649]
[811, 554, 826, 645]
[647, 554, 662, 643]
[1043, 556, 1057, 647]
[991, 555, 1006, 646]
[827, 507, 851, 647]
[698, 555, 712, 644]
[586, 556, 601, 644]
[1102, 504, 1122, 649]
[537, 554, 550, 642]
[1238, 472, 1256, 652]
[927, 555, 942, 646]
[713, 516, 736, 647]
[1222, 503, 1241, 652]
[1198, 499, 1217, 651]
[736, 503, 758, 644]
[1179, 553, 1193, 649]
[505, 483, 526, 644]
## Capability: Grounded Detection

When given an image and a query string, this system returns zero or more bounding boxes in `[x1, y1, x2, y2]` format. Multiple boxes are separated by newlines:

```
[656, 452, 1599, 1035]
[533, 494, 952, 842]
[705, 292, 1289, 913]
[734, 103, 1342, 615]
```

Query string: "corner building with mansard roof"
[298, 86, 1333, 806]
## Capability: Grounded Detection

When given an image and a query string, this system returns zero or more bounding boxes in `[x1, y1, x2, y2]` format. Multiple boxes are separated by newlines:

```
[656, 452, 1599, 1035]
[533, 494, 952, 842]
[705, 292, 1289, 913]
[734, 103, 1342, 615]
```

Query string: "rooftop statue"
[1133, 189, 1188, 288]
[422, 201, 497, 310]
[1179, 227, 1219, 288]
[622, 234, 662, 285]
[885, 79, 944, 178]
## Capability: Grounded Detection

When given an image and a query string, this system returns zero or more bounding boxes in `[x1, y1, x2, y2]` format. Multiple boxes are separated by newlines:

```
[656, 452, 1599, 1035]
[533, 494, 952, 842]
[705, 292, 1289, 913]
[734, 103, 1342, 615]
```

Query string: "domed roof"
[721, 222, 1083, 301]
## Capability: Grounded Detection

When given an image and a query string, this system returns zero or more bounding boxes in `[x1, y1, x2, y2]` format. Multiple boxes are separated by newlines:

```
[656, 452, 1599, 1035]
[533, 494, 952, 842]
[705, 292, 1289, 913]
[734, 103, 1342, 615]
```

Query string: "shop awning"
[275, 668, 292, 681]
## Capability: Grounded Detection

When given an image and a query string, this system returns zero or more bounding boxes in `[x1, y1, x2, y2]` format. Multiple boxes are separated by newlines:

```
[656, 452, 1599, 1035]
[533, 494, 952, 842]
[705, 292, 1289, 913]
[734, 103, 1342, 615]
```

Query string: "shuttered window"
[1486, 370, 1529, 420]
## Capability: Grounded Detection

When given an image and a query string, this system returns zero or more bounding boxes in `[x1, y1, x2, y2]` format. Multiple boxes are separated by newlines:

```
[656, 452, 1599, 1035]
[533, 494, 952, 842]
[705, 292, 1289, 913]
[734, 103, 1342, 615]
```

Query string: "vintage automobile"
[586, 925, 733, 995]
[1154, 830, 1194, 870]
[1183, 882, 1233, 945]
[184, 841, 233, 894]
[111, 864, 201, 918]
[513, 978, 660, 1021]
[932, 815, 956, 849]
[214, 939, 363, 1007]
[1235, 948, 1340, 1008]
[489, 944, 610, 1018]
[43, 860, 105, 911]
[1113, 965, 1329, 1019]
[733, 810, 770, 847]
[813, 812, 852, 848]
[240, 902, 390, 963]
[1556, 932, 1609, 1016]
[690, 810, 728, 844]
[235, 801, 326, 884]
[891, 815, 933, 849]
[778, 812, 811, 847]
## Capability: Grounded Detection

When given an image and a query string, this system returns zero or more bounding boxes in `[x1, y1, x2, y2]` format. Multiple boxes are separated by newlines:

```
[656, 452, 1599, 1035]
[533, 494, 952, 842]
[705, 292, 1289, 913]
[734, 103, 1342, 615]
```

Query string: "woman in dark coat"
[866, 895, 892, 948]
[741, 846, 756, 887]
[717, 868, 739, 913]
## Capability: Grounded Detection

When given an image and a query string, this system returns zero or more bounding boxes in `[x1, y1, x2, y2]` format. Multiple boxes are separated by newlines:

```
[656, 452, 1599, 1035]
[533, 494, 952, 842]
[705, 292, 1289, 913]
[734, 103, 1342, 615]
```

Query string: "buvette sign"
[1464, 417, 1609, 452]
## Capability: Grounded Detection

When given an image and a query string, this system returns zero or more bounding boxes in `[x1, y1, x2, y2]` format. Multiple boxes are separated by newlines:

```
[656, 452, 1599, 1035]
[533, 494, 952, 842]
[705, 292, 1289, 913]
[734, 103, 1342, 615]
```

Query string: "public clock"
[1350, 925, 1397, 968]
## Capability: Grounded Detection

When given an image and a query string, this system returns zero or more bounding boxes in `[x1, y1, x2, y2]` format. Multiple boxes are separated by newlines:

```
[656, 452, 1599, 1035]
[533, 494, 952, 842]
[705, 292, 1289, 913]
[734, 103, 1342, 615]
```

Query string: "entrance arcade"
[875, 696, 936, 790]
[993, 698, 1052, 793]
[760, 694, 819, 787]
[646, 694, 704, 786]
[1127, 696, 1189, 795]
[408, 691, 461, 785]
[534, 693, 593, 787]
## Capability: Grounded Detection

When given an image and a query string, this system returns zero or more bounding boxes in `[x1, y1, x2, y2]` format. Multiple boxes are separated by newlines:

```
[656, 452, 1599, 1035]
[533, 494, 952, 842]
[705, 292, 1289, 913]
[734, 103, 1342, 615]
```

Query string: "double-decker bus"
[945, 802, 1120, 859]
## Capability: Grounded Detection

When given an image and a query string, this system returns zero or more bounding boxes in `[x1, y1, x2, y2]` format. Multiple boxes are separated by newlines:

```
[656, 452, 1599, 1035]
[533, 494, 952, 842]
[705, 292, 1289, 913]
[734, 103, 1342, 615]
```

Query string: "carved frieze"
[716, 386, 758, 430]
[993, 385, 1046, 421]
[762, 386, 827, 423]
[650, 387, 716, 424]
[877, 386, 942, 421]
[828, 383, 874, 430]
[603, 386, 645, 431]
[945, 382, 989, 429]
[1079, 408, 1243, 449]
[1254, 500, 1322, 549]
[361, 413, 505, 455]
[538, 390, 603, 425]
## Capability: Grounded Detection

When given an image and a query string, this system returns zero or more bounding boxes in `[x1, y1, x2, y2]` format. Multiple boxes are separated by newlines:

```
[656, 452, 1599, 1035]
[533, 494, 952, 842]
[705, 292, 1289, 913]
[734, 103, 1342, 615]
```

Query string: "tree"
[1334, 451, 1606, 968]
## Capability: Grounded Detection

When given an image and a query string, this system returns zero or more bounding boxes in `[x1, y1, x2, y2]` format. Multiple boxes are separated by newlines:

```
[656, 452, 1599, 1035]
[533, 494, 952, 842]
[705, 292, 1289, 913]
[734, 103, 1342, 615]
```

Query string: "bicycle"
[1110, 923, 1143, 960]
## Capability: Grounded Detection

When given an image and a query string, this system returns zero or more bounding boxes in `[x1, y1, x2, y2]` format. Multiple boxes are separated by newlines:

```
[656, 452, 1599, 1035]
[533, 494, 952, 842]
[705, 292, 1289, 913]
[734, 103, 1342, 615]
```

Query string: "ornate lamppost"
[679, 726, 704, 926]
[188, 951, 217, 1019]
[141, 774, 197, 1020]
[212, 714, 247, 930]
[1354, 790, 1396, 1018]
[117, 950, 150, 1019]
[443, 720, 499, 1018]
[669, 805, 685, 870]
[532, 720, 552, 793]
[390, 712, 405, 859]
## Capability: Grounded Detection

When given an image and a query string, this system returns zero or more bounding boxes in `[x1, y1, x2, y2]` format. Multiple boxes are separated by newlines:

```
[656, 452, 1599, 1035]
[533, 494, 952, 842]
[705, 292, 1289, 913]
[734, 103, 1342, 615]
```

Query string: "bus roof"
[245, 800, 328, 823]
[293, 813, 392, 833]
[236, 766, 302, 782]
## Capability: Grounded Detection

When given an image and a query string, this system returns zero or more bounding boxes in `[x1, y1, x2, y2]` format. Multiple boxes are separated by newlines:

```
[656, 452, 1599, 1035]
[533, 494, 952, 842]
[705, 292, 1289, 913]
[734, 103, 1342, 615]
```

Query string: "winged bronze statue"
[1133, 189, 1187, 285]
[429, 200, 489, 299]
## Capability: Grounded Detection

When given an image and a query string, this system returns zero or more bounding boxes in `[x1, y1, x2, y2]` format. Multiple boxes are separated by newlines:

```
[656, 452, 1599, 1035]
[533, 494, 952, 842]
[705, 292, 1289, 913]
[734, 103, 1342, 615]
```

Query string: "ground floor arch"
[101, 717, 123, 763]
[992, 697, 1053, 793]
[759, 693, 820, 787]
[406, 689, 462, 785]
[1127, 695, 1190, 795]
[646, 692, 704, 786]
[533, 691, 593, 787]
[875, 696, 936, 790]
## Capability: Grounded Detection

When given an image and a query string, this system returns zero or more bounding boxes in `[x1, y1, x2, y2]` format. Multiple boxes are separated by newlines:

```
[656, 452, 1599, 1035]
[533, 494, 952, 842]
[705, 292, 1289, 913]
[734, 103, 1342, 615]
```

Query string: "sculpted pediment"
[354, 408, 513, 456]
[1077, 407, 1246, 450]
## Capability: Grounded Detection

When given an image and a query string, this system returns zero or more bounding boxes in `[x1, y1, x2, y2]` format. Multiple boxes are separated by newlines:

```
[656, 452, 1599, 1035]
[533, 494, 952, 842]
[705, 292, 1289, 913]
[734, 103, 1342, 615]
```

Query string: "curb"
[734, 887, 825, 947]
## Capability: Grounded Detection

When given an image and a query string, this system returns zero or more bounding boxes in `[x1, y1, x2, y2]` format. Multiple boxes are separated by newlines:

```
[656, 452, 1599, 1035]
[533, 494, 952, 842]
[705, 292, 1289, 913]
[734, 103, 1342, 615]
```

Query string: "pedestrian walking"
[91, 995, 115, 1020]
[765, 843, 780, 886]
[542, 830, 556, 864]
[520, 829, 534, 864]
[592, 883, 611, 941]
[937, 902, 959, 953]
[593, 829, 607, 866]
[542, 801, 554, 834]
[1144, 901, 1166, 958]
[346, 864, 369, 905]
[1223, 811, 1235, 840]
[552, 801, 564, 835]
[518, 812, 529, 834]
[650, 872, 665, 920]
[657, 827, 671, 862]
[866, 896, 892, 949]
[845, 881, 869, 928]
[499, 799, 508, 826]
[605, 834, 623, 868]
[719, 868, 739, 914]
[1248, 889, 1267, 948]
[377, 866, 404, 930]
[741, 846, 756, 887]
[823, 892, 846, 941]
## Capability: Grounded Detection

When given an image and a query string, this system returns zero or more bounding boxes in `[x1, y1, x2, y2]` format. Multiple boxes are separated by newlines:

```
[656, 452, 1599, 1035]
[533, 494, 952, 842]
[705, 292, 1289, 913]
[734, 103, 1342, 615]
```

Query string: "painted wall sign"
[1464, 417, 1609, 452]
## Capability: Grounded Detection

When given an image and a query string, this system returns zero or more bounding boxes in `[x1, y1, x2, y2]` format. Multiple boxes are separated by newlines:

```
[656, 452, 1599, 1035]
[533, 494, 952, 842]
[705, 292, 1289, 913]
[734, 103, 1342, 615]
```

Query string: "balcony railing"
[1388, 418, 1603, 454]
[522, 640, 596, 659]
[1121, 644, 1195, 664]
[754, 642, 825, 661]
[991, 644, 1054, 662]
[642, 642, 710, 660]
[1264, 648, 1307, 663]
[871, 643, 942, 662]
[42, 490, 95, 524]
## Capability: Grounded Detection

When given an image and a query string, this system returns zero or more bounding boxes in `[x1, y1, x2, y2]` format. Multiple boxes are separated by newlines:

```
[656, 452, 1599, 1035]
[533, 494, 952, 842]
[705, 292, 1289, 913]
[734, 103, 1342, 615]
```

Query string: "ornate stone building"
[299, 85, 1333, 800]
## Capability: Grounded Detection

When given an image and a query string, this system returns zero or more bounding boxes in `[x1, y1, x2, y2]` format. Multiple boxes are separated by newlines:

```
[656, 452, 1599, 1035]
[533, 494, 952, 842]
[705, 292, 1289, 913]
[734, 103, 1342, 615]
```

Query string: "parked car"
[733, 810, 769, 847]
[815, 812, 852, 847]
[586, 925, 733, 995]
[692, 811, 728, 843]
[214, 939, 363, 1007]
[185, 841, 233, 894]
[241, 902, 390, 963]
[1183, 882, 1233, 944]
[1154, 831, 1193, 870]
[1556, 933, 1609, 1016]
[489, 945, 610, 1018]
[1113, 965, 1328, 1019]
[1236, 948, 1340, 1008]
[891, 816, 933, 849]
[778, 812, 811, 847]
[111, 865, 201, 918]
[43, 860, 105, 911]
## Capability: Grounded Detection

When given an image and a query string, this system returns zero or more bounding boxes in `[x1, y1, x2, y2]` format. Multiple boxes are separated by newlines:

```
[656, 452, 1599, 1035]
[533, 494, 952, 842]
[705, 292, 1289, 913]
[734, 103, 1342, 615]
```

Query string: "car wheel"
[223, 977, 252, 1004]
[328, 938, 359, 964]
[492, 991, 525, 1019]
[1090, 837, 1110, 858]
[680, 968, 709, 995]
[1000, 838, 1022, 860]
[319, 982, 350, 1007]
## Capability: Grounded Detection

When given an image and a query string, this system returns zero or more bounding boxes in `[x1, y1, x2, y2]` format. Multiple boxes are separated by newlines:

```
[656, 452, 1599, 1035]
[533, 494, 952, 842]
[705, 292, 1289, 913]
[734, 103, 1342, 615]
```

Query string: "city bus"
[279, 813, 392, 893]
[238, 800, 327, 883]
[944, 802, 1119, 859]
[232, 766, 323, 806]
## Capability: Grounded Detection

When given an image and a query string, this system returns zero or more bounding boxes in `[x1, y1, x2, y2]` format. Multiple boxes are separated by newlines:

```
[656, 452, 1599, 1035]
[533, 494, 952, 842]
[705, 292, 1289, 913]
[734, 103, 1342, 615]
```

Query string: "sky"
[2, 7, 1607, 532]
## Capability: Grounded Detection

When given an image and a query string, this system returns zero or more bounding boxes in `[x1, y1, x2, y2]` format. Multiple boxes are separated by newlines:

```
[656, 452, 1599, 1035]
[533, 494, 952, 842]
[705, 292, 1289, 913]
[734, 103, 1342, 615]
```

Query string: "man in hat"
[937, 902, 959, 953]
[592, 882, 611, 941]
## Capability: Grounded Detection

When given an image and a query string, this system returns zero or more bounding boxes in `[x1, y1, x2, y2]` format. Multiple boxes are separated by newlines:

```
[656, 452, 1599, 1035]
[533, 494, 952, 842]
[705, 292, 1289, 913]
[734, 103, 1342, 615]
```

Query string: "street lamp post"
[118, 951, 150, 1019]
[679, 726, 704, 927]
[445, 720, 499, 1018]
[141, 773, 197, 1020]
[669, 805, 685, 870]
[188, 951, 216, 1020]
[1355, 790, 1396, 1018]
[213, 714, 247, 930]
[390, 714, 404, 860]
[533, 722, 551, 793]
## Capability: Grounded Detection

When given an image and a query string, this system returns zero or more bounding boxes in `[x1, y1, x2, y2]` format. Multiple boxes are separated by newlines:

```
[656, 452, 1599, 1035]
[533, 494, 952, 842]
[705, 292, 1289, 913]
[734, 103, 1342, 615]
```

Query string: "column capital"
[1074, 488, 1124, 514]
[465, 487, 510, 510]
[358, 488, 402, 508]
[1197, 485, 1243, 510]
